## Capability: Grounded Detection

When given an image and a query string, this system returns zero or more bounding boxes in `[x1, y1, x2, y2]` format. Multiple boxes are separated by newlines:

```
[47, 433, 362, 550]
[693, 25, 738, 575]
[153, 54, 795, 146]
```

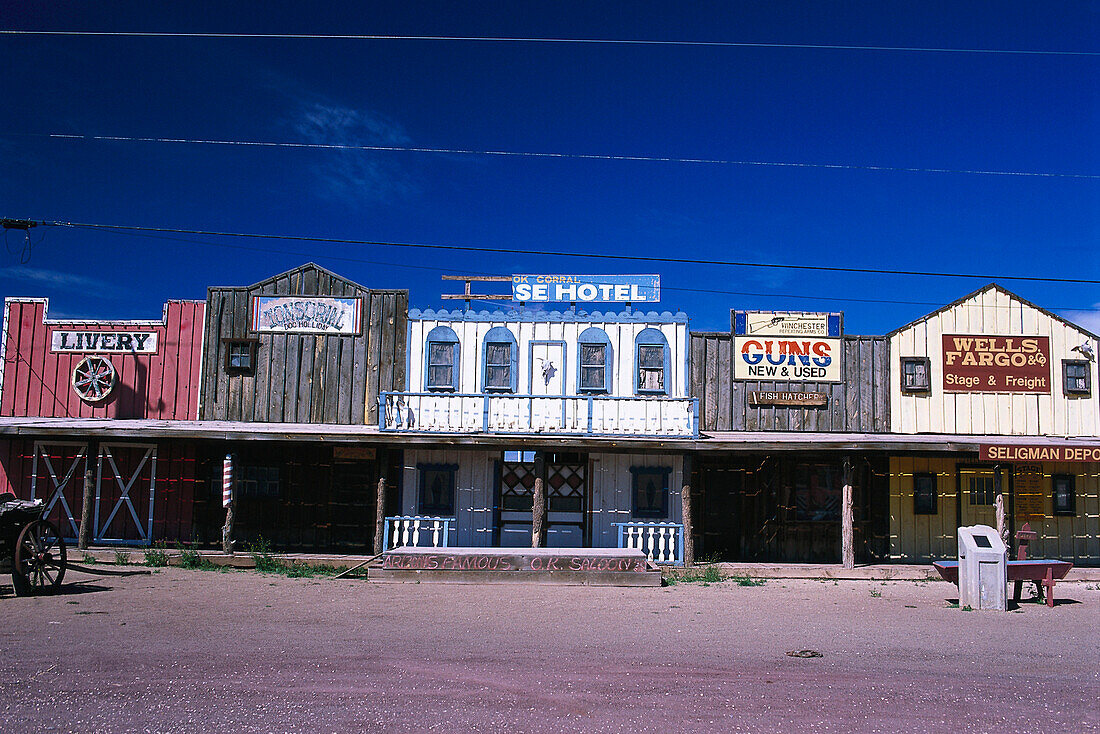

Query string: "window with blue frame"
[417, 464, 457, 515]
[482, 326, 518, 392]
[634, 328, 670, 395]
[630, 466, 671, 519]
[577, 327, 612, 392]
[424, 325, 460, 391]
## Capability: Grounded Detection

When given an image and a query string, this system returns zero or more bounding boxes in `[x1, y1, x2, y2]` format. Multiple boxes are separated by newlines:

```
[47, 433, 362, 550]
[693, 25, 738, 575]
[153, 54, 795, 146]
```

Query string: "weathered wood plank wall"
[690, 332, 890, 432]
[199, 265, 408, 425]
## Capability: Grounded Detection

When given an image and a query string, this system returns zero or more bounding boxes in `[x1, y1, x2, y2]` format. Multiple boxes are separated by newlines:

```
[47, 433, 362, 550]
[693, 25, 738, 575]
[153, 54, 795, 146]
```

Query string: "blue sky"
[1, 2, 1097, 334]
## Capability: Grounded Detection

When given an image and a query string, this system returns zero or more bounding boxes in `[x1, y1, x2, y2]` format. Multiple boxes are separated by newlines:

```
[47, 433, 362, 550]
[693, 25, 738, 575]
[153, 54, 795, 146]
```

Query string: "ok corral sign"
[733, 311, 843, 383]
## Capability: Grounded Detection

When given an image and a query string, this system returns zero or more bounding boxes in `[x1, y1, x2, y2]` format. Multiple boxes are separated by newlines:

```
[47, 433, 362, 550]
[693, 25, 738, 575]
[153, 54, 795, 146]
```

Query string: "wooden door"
[958, 465, 999, 529]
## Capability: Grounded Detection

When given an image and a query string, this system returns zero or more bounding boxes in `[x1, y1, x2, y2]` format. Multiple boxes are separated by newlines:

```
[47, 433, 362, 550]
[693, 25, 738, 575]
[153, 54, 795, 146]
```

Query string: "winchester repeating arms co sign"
[512, 275, 660, 303]
[733, 312, 843, 383]
[251, 296, 362, 335]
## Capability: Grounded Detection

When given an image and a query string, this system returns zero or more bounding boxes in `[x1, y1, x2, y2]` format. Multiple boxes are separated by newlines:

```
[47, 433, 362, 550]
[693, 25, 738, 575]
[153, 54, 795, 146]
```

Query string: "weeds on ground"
[729, 574, 766, 587]
[143, 542, 170, 567]
[667, 565, 727, 585]
[113, 550, 131, 565]
[245, 537, 338, 578]
[81, 552, 96, 565]
[869, 588, 882, 598]
[177, 545, 223, 571]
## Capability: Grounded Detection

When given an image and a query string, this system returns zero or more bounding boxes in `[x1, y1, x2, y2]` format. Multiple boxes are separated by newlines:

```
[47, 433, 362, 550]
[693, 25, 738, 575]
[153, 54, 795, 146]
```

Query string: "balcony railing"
[380, 392, 698, 438]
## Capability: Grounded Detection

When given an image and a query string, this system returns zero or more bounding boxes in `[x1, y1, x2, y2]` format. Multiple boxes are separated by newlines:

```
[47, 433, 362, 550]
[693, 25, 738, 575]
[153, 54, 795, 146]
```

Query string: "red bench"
[932, 525, 1073, 608]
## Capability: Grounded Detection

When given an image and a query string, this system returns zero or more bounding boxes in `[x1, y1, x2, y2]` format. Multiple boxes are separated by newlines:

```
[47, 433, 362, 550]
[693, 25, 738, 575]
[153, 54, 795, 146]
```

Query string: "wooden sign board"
[334, 446, 376, 461]
[748, 391, 828, 407]
[1013, 463, 1045, 520]
[981, 444, 1100, 463]
[51, 330, 158, 354]
[251, 296, 362, 335]
[942, 335, 1050, 393]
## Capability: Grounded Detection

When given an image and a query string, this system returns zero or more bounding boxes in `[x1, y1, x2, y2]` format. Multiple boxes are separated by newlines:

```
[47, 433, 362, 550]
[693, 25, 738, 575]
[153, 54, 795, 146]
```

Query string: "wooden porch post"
[77, 440, 98, 551]
[531, 477, 546, 548]
[841, 455, 854, 569]
[681, 454, 695, 567]
[373, 473, 387, 555]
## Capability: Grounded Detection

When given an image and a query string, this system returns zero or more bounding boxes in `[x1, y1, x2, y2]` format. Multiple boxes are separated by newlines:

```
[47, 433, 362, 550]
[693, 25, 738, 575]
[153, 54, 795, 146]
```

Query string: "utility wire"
[42, 133, 1100, 180]
[58, 223, 1100, 312]
[28, 218, 1100, 286]
[2, 30, 1098, 56]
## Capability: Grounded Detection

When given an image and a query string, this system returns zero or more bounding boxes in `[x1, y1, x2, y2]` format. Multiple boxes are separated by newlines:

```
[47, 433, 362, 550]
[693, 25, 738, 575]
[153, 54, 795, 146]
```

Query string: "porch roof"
[0, 416, 1095, 454]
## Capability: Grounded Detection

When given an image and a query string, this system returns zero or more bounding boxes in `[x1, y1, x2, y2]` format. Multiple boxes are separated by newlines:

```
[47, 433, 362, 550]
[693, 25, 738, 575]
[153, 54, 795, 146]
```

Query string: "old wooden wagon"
[0, 493, 67, 595]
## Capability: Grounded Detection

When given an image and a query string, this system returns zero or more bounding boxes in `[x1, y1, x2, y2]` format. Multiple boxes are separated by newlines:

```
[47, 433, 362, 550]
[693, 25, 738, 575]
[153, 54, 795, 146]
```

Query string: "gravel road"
[1, 568, 1097, 733]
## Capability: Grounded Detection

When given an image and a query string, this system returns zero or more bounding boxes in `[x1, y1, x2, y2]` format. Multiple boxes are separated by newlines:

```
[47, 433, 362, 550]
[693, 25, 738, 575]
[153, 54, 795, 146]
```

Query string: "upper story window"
[634, 328, 670, 395]
[1063, 360, 1090, 396]
[482, 326, 518, 392]
[901, 357, 931, 393]
[224, 339, 258, 375]
[424, 325, 460, 391]
[577, 327, 612, 393]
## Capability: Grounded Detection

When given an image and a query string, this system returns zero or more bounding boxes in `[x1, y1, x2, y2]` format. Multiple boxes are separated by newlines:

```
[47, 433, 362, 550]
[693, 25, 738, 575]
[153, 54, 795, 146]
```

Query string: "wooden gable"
[199, 263, 407, 425]
[890, 284, 1098, 436]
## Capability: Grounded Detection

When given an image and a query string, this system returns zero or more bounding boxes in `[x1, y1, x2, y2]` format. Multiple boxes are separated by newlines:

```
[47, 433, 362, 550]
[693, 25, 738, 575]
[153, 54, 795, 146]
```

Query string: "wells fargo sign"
[50, 330, 158, 354]
[251, 296, 361, 335]
[733, 312, 843, 383]
[981, 444, 1100, 463]
[942, 335, 1050, 393]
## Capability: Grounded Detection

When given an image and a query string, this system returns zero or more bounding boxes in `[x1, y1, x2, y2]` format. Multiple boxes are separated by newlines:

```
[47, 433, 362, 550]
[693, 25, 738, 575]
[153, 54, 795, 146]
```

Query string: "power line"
[28, 218, 1100, 286]
[2, 30, 1098, 56]
[41, 134, 1100, 180]
[58, 223, 1100, 312]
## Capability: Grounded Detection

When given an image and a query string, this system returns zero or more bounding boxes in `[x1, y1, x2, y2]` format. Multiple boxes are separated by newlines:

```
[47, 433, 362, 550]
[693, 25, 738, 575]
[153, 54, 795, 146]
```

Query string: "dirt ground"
[1, 567, 1097, 733]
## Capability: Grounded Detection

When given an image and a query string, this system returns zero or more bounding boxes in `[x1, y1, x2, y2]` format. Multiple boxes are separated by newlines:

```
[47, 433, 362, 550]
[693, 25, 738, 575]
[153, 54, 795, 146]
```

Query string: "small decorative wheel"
[72, 356, 116, 402]
[13, 519, 67, 596]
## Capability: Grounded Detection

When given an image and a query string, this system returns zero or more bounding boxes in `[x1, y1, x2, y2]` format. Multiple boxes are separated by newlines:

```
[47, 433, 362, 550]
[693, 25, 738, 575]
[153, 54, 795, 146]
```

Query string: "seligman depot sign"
[733, 312, 843, 383]
[942, 335, 1050, 393]
[981, 444, 1100, 463]
[251, 296, 362, 335]
[512, 275, 660, 303]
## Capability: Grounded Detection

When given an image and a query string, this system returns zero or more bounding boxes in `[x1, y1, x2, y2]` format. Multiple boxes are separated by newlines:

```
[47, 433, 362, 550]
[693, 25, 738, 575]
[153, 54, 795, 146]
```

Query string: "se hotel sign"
[512, 275, 660, 303]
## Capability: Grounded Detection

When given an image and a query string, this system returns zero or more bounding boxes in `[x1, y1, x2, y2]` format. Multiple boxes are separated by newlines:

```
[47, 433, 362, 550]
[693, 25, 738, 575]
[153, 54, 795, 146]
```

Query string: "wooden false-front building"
[886, 284, 1099, 565]
[0, 298, 205, 543]
[689, 310, 892, 563]
[384, 307, 696, 551]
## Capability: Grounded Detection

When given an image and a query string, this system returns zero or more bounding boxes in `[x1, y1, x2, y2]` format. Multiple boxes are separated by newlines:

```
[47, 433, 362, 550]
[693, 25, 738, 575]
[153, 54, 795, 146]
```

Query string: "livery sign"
[51, 331, 158, 354]
[733, 312, 843, 383]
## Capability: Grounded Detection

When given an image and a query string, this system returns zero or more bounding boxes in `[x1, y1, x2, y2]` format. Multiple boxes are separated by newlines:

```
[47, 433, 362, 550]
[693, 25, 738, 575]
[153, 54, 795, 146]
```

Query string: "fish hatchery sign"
[942, 335, 1050, 393]
[51, 330, 158, 354]
[512, 275, 660, 303]
[251, 296, 362, 335]
[733, 312, 843, 383]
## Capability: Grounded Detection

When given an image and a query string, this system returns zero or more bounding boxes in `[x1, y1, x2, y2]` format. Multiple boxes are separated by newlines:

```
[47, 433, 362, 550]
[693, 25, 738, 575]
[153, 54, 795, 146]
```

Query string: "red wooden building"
[0, 298, 205, 544]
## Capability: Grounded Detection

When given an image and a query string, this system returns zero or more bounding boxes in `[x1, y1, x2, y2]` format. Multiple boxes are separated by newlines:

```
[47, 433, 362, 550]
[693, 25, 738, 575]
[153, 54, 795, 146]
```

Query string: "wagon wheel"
[13, 519, 67, 596]
[72, 356, 117, 402]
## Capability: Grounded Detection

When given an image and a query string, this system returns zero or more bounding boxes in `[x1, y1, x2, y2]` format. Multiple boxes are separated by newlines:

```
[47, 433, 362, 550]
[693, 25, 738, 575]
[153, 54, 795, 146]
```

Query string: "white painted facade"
[890, 285, 1099, 436]
[384, 308, 696, 436]
[400, 448, 684, 549]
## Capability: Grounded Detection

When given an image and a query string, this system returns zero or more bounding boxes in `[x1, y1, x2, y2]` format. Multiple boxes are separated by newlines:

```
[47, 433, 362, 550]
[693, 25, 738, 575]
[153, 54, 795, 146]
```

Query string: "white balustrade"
[384, 516, 453, 549]
[613, 522, 684, 566]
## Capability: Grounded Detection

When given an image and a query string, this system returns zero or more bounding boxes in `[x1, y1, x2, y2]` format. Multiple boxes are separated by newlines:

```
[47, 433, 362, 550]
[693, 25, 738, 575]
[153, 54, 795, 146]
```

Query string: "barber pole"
[222, 454, 233, 507]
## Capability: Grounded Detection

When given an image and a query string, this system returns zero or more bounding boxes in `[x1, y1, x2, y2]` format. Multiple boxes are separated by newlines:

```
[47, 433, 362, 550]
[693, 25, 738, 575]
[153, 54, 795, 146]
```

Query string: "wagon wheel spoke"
[41, 566, 55, 586]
